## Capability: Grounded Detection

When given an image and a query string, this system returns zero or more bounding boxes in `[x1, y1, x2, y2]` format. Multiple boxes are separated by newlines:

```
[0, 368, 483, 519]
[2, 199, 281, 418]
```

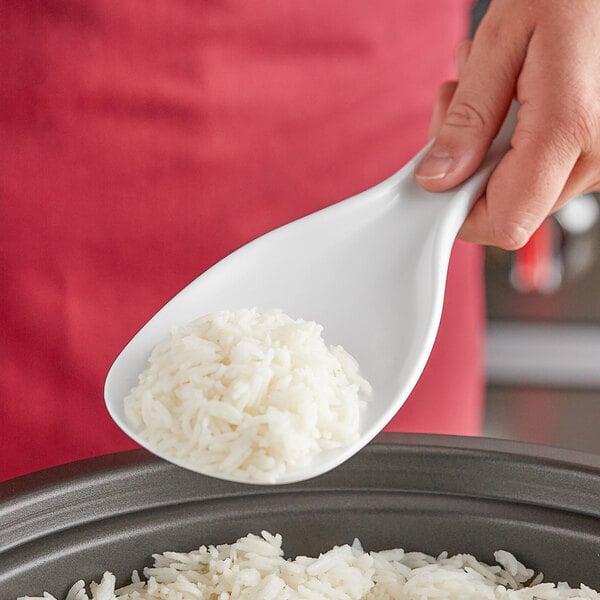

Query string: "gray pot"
[1, 433, 599, 599]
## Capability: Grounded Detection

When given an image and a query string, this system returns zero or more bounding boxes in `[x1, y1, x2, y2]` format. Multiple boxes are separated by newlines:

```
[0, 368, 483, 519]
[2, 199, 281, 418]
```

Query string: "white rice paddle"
[105, 107, 516, 484]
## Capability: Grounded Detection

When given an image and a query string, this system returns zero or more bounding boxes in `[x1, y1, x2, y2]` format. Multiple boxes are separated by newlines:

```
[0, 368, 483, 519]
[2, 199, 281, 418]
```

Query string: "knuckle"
[570, 101, 600, 151]
[550, 94, 600, 153]
[492, 220, 534, 251]
[514, 111, 586, 164]
[443, 97, 491, 137]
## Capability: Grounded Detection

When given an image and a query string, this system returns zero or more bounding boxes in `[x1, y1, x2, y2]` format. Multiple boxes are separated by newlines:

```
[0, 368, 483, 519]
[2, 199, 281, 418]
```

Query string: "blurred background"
[482, 193, 600, 453]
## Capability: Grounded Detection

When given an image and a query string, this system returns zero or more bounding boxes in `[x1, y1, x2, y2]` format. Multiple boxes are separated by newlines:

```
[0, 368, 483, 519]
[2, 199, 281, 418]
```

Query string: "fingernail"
[416, 150, 454, 180]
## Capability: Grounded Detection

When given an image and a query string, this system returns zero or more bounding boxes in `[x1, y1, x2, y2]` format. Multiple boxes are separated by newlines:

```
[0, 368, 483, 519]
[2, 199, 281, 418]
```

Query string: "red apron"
[0, 0, 481, 481]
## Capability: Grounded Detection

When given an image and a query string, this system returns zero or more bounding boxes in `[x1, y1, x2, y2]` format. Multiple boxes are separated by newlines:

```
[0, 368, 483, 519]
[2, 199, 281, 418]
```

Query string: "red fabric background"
[0, 0, 481, 482]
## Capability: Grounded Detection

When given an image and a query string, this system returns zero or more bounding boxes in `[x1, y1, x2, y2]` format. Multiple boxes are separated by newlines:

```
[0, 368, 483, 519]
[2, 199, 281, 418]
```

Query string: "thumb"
[416, 19, 528, 191]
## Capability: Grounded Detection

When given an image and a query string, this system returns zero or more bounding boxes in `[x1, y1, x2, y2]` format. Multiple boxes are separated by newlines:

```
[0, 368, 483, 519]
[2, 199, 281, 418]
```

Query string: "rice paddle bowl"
[105, 106, 518, 483]
[123, 308, 372, 484]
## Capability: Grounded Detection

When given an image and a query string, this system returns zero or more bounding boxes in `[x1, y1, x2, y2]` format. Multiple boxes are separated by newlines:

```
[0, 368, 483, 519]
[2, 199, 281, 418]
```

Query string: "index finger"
[459, 102, 580, 249]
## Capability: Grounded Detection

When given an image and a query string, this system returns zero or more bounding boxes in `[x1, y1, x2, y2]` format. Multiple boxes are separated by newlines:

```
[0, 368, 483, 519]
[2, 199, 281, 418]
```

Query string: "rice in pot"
[19, 532, 599, 600]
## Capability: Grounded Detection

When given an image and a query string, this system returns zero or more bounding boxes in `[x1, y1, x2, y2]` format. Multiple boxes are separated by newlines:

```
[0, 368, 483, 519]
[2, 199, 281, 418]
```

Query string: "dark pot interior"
[1, 433, 599, 599]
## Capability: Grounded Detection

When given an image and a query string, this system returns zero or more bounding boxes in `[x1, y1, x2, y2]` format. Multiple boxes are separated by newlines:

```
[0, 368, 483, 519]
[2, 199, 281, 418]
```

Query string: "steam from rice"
[124, 308, 372, 483]
[19, 532, 599, 600]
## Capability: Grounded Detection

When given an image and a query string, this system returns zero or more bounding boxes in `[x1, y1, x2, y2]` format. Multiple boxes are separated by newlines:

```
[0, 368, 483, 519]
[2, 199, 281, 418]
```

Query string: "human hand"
[415, 0, 600, 250]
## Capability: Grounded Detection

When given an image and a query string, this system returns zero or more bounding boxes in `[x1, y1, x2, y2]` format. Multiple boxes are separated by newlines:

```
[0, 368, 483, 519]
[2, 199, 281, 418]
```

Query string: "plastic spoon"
[105, 106, 516, 484]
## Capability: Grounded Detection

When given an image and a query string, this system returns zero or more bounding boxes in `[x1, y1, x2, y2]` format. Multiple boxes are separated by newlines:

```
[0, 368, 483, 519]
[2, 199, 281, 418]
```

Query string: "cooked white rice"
[20, 531, 598, 600]
[124, 308, 372, 483]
